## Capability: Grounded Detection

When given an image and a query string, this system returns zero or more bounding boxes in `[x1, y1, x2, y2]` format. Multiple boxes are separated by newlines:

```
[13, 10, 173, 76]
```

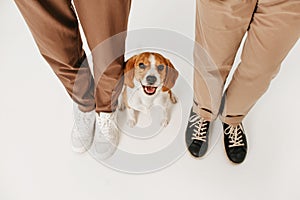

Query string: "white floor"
[1, 1, 300, 200]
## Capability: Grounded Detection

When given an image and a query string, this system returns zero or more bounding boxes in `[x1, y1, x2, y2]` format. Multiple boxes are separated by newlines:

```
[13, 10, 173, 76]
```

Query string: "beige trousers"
[14, 0, 132, 113]
[194, 0, 300, 125]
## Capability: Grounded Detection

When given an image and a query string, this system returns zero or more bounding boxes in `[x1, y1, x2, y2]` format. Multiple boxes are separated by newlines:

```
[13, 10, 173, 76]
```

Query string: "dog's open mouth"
[142, 85, 157, 95]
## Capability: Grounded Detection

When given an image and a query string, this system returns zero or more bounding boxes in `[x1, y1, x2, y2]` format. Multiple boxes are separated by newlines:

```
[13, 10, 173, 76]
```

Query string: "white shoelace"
[96, 114, 116, 140]
[189, 114, 209, 142]
[224, 124, 245, 148]
[77, 117, 92, 129]
[74, 108, 94, 127]
[73, 112, 94, 138]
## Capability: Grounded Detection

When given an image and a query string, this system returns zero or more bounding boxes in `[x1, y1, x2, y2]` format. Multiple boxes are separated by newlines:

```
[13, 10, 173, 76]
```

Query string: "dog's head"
[124, 52, 179, 95]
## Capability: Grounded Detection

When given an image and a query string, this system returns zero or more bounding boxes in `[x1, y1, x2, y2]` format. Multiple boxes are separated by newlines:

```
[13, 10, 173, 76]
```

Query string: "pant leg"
[73, 0, 132, 113]
[221, 0, 300, 125]
[14, 0, 95, 112]
[194, 0, 257, 121]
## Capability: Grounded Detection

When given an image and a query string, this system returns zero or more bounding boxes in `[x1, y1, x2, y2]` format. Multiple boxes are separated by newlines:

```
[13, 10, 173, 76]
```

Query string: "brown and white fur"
[120, 52, 179, 127]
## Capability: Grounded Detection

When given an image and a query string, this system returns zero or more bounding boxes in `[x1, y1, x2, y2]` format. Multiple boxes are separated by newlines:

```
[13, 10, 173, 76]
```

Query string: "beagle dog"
[120, 52, 179, 127]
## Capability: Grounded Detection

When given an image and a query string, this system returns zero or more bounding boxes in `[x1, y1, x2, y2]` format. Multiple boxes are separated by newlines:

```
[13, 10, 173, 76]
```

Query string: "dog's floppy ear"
[162, 59, 179, 92]
[124, 55, 137, 88]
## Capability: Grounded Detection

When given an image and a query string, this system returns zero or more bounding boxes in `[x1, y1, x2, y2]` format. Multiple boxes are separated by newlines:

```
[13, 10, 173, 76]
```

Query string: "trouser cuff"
[78, 104, 96, 113]
[192, 103, 216, 122]
[219, 114, 245, 126]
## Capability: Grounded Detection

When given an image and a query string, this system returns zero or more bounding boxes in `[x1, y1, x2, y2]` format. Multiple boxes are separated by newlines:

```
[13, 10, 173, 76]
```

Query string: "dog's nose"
[146, 75, 157, 85]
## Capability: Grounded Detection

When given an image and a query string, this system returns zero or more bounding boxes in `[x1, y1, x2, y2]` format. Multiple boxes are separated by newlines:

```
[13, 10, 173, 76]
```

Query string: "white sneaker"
[91, 112, 119, 160]
[71, 105, 95, 153]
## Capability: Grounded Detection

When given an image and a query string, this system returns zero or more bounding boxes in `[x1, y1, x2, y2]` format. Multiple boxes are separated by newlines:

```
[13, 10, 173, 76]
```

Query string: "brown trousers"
[194, 0, 300, 125]
[14, 0, 132, 113]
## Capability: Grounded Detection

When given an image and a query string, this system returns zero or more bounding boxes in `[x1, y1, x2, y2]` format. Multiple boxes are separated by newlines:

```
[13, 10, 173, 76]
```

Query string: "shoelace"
[224, 124, 245, 148]
[73, 113, 94, 138]
[96, 114, 116, 140]
[74, 111, 94, 129]
[189, 114, 209, 142]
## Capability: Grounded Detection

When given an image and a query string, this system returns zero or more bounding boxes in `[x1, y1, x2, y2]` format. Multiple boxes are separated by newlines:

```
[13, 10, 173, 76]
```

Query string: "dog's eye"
[157, 65, 164, 71]
[139, 63, 146, 69]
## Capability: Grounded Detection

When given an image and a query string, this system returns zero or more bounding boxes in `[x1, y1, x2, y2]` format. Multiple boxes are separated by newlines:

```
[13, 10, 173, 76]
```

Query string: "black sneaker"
[223, 122, 247, 164]
[185, 108, 210, 158]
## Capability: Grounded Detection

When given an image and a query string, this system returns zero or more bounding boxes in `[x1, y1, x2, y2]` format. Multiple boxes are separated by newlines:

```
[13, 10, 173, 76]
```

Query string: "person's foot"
[71, 106, 96, 153]
[91, 112, 119, 160]
[185, 108, 210, 158]
[223, 122, 247, 164]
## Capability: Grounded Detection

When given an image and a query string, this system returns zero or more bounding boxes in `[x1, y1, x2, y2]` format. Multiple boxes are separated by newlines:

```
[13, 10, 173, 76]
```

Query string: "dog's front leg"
[161, 102, 171, 127]
[118, 100, 126, 111]
[161, 92, 178, 127]
[127, 107, 138, 128]
[119, 86, 127, 111]
[161, 91, 178, 127]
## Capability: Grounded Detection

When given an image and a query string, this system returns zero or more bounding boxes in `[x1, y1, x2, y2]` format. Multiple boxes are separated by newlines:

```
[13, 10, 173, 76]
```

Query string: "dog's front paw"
[127, 119, 137, 128]
[118, 102, 126, 111]
[161, 118, 169, 127]
[170, 93, 178, 104]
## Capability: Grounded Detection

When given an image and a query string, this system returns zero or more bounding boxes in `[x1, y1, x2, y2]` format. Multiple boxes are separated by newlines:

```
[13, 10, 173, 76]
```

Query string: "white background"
[1, 0, 300, 200]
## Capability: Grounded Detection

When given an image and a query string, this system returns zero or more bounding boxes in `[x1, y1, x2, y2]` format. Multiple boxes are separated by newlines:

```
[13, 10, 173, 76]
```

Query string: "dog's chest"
[126, 87, 168, 113]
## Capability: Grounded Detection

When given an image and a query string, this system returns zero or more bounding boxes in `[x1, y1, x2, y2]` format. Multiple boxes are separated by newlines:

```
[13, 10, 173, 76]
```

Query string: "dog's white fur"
[120, 52, 178, 127]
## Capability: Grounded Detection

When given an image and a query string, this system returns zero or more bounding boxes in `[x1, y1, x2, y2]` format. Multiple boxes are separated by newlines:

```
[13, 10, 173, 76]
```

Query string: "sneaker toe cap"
[91, 141, 118, 160]
[94, 142, 112, 153]
[188, 141, 208, 158]
[227, 148, 247, 163]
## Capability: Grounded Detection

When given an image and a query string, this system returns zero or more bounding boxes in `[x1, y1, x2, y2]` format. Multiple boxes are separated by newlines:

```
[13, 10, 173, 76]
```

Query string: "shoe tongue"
[99, 112, 113, 119]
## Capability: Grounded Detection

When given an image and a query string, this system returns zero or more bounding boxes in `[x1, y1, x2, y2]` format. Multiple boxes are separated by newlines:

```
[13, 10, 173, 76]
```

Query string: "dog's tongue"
[145, 86, 155, 93]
